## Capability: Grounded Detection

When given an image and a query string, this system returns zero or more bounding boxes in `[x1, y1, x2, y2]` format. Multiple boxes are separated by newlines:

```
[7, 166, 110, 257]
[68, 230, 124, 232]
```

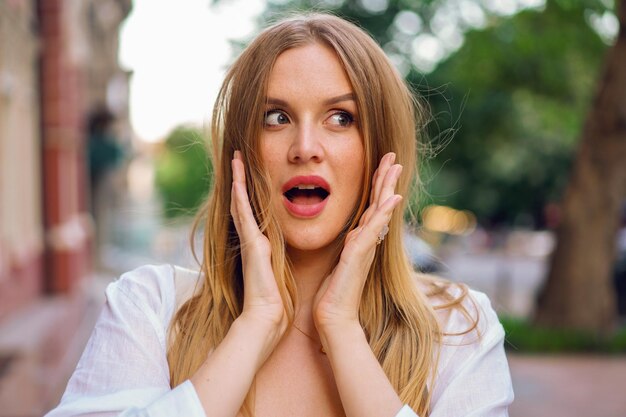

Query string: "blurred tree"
[534, 0, 626, 334]
[155, 126, 212, 218]
[418, 1, 609, 226]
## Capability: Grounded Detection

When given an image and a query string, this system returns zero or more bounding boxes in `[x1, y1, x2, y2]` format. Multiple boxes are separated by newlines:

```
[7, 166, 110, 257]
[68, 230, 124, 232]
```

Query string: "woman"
[47, 13, 513, 417]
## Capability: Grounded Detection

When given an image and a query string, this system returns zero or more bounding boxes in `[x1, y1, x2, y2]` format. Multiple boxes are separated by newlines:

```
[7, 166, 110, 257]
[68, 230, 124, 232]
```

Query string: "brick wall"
[38, 0, 91, 293]
[0, 0, 132, 315]
[0, 0, 45, 320]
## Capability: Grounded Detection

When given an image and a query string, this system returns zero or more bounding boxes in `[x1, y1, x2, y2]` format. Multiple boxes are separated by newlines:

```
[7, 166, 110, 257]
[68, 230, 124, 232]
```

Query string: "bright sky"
[119, 0, 266, 142]
[119, 0, 617, 143]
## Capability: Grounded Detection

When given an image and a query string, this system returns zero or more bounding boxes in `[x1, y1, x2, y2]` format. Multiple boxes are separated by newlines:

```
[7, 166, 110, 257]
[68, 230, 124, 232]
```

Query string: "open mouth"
[284, 185, 330, 205]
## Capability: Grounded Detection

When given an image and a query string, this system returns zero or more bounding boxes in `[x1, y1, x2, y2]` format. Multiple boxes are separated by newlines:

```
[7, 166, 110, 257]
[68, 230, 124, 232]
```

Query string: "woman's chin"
[285, 234, 340, 254]
[286, 239, 329, 253]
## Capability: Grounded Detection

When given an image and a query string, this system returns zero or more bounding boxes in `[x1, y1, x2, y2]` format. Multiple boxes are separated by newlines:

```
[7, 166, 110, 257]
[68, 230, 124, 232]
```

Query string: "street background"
[1, 0, 625, 416]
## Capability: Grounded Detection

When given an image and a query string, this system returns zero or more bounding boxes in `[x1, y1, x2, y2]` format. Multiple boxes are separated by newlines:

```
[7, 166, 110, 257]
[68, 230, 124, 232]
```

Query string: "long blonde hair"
[167, 13, 473, 416]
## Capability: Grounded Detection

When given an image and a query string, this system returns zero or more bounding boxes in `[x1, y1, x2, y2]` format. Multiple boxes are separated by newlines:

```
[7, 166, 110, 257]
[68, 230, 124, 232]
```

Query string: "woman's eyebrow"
[265, 93, 355, 107]
[266, 97, 289, 107]
[323, 93, 355, 105]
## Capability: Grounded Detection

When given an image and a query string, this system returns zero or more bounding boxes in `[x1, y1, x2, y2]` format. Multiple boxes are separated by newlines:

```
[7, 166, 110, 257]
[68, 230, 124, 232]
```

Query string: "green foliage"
[417, 1, 609, 226]
[154, 126, 212, 218]
[501, 316, 626, 353]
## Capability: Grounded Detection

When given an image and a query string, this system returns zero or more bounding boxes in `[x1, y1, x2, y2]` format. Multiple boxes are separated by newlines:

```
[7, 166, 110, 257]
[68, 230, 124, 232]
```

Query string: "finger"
[231, 151, 248, 236]
[363, 153, 395, 227]
[359, 199, 386, 230]
[370, 152, 395, 212]
[230, 159, 243, 237]
[377, 164, 402, 210]
[369, 167, 380, 206]
[346, 225, 364, 243]
[232, 150, 244, 183]
[361, 194, 403, 246]
[231, 154, 262, 243]
[358, 202, 377, 228]
[371, 153, 395, 205]
[362, 163, 400, 227]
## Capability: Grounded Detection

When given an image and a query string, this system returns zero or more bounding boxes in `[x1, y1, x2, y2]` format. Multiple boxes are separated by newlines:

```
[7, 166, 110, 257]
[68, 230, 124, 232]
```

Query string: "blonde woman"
[47, 13, 513, 417]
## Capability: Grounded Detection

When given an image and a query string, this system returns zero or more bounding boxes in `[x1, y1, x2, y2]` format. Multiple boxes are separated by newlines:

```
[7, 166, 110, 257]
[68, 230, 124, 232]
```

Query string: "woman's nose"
[287, 122, 324, 164]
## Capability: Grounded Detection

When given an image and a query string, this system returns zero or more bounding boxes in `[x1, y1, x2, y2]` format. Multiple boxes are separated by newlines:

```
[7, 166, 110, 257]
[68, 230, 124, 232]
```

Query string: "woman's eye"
[327, 111, 354, 127]
[264, 110, 289, 126]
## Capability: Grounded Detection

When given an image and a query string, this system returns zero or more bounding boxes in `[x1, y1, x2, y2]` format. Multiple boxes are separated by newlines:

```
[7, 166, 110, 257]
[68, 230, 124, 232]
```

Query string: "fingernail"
[389, 152, 396, 163]
[234, 150, 241, 159]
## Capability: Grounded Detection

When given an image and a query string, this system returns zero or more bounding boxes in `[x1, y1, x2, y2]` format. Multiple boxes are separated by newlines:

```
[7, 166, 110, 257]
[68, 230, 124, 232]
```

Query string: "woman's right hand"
[188, 152, 286, 414]
[230, 151, 287, 352]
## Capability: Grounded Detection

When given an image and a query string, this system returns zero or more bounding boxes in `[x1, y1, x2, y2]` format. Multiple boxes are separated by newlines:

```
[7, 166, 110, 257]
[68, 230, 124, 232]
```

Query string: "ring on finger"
[376, 224, 389, 245]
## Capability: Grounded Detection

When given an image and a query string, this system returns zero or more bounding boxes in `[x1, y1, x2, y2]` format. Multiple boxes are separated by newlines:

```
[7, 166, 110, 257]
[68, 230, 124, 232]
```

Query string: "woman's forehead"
[266, 44, 354, 100]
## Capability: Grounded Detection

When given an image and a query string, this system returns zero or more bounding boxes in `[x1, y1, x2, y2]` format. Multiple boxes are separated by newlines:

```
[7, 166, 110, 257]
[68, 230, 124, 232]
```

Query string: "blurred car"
[403, 229, 443, 273]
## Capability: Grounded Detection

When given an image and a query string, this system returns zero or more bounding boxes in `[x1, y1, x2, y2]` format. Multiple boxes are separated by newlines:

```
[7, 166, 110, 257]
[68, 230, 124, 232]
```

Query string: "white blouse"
[45, 264, 513, 417]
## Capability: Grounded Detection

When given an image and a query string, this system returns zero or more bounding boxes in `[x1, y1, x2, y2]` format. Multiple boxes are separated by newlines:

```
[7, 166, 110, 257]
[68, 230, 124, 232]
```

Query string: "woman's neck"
[287, 243, 340, 319]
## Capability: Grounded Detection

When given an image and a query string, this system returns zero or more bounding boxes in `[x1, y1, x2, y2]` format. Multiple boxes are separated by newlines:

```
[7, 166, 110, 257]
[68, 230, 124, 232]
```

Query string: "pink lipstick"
[281, 175, 331, 218]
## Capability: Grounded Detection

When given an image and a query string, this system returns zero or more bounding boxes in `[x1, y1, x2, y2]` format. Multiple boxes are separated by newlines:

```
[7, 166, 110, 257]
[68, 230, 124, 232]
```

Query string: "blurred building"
[0, 0, 131, 414]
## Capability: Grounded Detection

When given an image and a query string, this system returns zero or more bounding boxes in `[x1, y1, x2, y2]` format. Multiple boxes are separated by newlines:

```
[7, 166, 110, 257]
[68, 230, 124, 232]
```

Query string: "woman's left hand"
[313, 152, 403, 338]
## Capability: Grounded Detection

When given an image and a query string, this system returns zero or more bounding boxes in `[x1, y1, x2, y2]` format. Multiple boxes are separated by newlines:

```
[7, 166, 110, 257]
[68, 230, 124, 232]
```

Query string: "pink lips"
[281, 175, 331, 218]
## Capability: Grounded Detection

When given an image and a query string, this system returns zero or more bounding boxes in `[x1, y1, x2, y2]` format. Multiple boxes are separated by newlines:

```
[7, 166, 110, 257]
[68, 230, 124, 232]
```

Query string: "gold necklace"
[292, 323, 326, 354]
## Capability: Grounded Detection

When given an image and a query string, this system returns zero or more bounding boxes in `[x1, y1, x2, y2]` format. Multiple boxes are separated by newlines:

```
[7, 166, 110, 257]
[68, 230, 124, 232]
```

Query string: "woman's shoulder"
[107, 264, 201, 323]
[415, 273, 503, 341]
[110, 264, 175, 301]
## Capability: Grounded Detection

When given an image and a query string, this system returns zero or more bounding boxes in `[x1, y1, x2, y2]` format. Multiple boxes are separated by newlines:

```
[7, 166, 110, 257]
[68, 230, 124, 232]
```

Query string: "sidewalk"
[508, 354, 626, 417]
[0, 273, 111, 416]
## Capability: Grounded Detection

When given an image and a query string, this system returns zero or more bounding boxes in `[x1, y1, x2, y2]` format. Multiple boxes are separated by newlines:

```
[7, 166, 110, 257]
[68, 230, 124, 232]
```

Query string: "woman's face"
[260, 42, 365, 254]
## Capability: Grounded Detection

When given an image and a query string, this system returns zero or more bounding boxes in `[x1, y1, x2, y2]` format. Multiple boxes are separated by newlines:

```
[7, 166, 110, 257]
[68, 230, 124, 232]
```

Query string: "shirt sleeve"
[44, 265, 206, 417]
[395, 404, 419, 417]
[429, 290, 514, 417]
[394, 290, 514, 417]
